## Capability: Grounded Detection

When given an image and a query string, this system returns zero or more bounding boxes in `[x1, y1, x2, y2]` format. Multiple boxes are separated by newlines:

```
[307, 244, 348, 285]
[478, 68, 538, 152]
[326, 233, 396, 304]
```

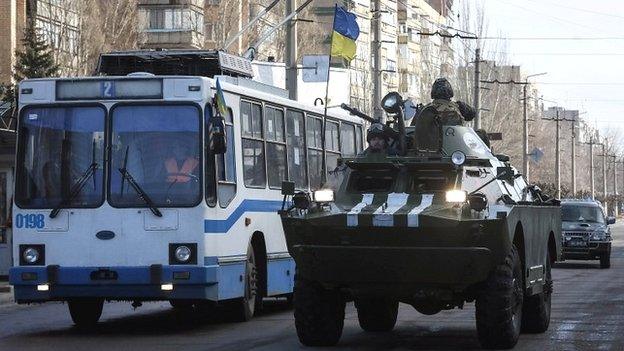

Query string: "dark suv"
[561, 199, 614, 268]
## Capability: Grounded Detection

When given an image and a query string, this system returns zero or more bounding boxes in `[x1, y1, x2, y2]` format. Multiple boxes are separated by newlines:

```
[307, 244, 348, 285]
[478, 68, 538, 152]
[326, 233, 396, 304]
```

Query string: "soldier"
[411, 78, 476, 151]
[363, 122, 398, 155]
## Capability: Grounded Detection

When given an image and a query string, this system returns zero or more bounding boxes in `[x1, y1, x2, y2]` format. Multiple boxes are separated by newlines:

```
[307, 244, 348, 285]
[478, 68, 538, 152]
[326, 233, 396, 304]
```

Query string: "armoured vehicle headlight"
[314, 189, 334, 203]
[451, 151, 466, 166]
[446, 190, 467, 203]
[23, 247, 40, 264]
[174, 245, 192, 262]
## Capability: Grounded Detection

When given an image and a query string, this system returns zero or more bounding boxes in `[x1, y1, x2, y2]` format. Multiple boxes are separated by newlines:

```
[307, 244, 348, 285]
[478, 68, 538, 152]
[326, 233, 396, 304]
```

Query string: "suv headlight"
[591, 232, 606, 241]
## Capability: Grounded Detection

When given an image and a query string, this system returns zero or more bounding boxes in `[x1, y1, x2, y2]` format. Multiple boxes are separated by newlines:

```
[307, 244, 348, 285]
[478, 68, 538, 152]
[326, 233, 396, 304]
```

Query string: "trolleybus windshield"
[15, 105, 106, 209]
[109, 104, 202, 208]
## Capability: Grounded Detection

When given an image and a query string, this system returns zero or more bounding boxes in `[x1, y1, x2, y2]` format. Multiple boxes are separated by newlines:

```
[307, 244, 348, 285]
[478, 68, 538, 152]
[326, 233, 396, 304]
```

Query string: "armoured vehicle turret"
[279, 92, 562, 349]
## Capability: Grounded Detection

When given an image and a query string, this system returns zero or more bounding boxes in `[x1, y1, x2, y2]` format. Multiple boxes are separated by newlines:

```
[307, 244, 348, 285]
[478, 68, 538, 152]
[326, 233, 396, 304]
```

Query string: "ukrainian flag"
[330, 5, 360, 63]
[215, 78, 229, 119]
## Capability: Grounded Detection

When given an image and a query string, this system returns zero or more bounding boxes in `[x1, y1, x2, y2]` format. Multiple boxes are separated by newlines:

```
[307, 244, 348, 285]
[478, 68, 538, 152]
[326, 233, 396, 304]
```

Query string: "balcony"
[142, 29, 204, 49]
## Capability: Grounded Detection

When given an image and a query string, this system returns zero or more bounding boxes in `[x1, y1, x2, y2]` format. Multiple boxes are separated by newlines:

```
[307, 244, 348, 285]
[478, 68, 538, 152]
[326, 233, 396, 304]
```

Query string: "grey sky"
[470, 0, 624, 133]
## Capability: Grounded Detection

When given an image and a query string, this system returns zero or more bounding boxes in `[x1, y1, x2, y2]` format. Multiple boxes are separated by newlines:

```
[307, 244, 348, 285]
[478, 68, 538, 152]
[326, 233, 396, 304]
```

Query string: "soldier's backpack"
[411, 99, 463, 151]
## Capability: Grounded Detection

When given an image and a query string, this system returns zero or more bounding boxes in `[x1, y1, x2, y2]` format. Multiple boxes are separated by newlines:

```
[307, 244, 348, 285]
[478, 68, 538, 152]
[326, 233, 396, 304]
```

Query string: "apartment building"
[137, 0, 206, 49]
[0, 0, 80, 85]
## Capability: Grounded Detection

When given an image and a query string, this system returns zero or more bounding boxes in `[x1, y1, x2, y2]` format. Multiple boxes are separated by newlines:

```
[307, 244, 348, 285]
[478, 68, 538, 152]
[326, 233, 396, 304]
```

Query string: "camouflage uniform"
[412, 78, 475, 151]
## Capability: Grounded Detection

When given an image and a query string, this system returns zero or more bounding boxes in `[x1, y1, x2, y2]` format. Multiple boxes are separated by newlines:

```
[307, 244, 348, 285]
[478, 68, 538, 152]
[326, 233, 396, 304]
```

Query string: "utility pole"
[482, 72, 546, 182]
[372, 0, 382, 120]
[555, 110, 561, 198]
[474, 48, 481, 129]
[285, 0, 298, 100]
[602, 142, 608, 213]
[522, 84, 528, 180]
[571, 123, 576, 195]
[613, 155, 618, 216]
[590, 139, 595, 199]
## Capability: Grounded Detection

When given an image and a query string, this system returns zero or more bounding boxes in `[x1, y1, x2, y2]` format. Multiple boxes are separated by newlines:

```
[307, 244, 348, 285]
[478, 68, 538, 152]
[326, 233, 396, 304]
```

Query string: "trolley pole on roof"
[223, 0, 282, 52]
[285, 0, 298, 100]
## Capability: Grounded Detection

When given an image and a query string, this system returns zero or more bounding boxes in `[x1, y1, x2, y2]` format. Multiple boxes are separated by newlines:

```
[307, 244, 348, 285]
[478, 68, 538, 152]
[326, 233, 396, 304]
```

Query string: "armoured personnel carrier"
[279, 92, 561, 349]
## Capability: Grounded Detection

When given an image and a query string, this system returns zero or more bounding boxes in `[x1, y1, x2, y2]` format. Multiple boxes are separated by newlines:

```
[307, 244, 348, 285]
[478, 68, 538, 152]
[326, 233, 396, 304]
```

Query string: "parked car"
[561, 199, 614, 268]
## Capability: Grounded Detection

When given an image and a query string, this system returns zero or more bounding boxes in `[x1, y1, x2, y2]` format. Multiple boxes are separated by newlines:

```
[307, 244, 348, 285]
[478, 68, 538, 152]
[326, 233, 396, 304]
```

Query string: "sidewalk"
[0, 280, 13, 305]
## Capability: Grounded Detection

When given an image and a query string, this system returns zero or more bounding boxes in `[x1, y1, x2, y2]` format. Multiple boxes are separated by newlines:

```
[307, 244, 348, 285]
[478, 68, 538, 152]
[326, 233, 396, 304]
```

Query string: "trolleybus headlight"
[174, 246, 192, 263]
[451, 151, 466, 166]
[313, 189, 334, 203]
[23, 247, 40, 264]
[445, 190, 467, 203]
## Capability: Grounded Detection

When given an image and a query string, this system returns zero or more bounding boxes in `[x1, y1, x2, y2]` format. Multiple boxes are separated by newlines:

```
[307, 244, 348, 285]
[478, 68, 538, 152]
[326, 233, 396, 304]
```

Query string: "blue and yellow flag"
[330, 5, 360, 62]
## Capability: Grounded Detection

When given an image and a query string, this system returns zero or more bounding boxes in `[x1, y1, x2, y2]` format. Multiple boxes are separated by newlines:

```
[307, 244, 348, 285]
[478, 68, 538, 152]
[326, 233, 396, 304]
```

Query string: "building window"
[146, 8, 203, 32]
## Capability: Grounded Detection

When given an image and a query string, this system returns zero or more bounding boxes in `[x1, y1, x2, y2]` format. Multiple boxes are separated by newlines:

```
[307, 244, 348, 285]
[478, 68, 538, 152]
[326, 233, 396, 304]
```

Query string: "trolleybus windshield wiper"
[50, 139, 99, 219]
[50, 162, 99, 219]
[117, 167, 163, 218]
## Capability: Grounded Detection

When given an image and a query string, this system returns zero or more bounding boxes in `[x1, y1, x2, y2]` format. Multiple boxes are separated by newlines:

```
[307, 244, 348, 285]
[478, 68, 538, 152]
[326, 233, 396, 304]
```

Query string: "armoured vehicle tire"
[227, 243, 259, 322]
[356, 298, 398, 332]
[294, 275, 345, 346]
[521, 250, 552, 333]
[600, 254, 611, 269]
[475, 245, 523, 349]
[68, 299, 104, 328]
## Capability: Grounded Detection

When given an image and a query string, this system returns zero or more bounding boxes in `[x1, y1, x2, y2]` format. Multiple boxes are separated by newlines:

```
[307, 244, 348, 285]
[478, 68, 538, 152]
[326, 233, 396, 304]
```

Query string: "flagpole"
[320, 4, 338, 188]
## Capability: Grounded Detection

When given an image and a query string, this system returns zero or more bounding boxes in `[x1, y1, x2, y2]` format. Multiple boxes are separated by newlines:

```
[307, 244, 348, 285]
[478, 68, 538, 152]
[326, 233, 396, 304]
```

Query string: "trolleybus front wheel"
[227, 243, 259, 322]
[68, 298, 104, 328]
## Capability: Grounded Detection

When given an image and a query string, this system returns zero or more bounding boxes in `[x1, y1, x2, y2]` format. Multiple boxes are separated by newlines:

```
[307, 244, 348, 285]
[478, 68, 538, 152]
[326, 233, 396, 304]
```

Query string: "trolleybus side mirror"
[607, 216, 616, 225]
[209, 116, 227, 155]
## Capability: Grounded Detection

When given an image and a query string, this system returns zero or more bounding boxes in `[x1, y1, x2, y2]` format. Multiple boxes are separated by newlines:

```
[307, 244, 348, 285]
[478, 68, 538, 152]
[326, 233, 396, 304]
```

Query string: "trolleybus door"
[0, 168, 13, 277]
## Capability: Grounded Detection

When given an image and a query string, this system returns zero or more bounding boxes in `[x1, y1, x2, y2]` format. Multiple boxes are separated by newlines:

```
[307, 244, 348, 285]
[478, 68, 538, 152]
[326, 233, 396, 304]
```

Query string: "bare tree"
[77, 0, 143, 74]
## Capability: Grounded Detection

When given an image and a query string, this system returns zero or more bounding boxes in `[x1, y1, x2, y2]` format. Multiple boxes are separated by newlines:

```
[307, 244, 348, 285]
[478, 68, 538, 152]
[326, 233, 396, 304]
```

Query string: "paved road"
[1, 224, 624, 351]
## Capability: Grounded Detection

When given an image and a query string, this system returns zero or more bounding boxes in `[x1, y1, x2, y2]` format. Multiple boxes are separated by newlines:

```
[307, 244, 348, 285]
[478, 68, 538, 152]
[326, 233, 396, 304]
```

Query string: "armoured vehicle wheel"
[600, 254, 611, 269]
[475, 245, 523, 349]
[294, 275, 345, 346]
[228, 243, 259, 322]
[68, 299, 104, 328]
[521, 250, 552, 333]
[356, 298, 398, 332]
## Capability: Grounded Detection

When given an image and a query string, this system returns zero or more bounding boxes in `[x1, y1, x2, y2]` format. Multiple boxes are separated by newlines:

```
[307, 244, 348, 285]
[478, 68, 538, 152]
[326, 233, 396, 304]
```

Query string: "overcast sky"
[466, 0, 624, 133]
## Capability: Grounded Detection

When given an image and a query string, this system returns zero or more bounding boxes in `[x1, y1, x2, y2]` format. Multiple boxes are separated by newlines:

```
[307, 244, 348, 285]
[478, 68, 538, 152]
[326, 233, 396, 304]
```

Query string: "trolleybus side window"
[286, 109, 307, 189]
[340, 122, 356, 157]
[206, 104, 237, 208]
[218, 106, 237, 207]
[325, 120, 341, 173]
[306, 115, 323, 189]
[109, 104, 202, 208]
[265, 105, 287, 189]
[15, 105, 106, 209]
[241, 100, 266, 188]
[355, 125, 363, 152]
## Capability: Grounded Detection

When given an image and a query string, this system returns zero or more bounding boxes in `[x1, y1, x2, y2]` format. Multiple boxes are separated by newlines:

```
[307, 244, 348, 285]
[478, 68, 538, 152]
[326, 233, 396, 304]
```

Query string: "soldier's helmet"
[431, 78, 454, 100]
[366, 122, 389, 142]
